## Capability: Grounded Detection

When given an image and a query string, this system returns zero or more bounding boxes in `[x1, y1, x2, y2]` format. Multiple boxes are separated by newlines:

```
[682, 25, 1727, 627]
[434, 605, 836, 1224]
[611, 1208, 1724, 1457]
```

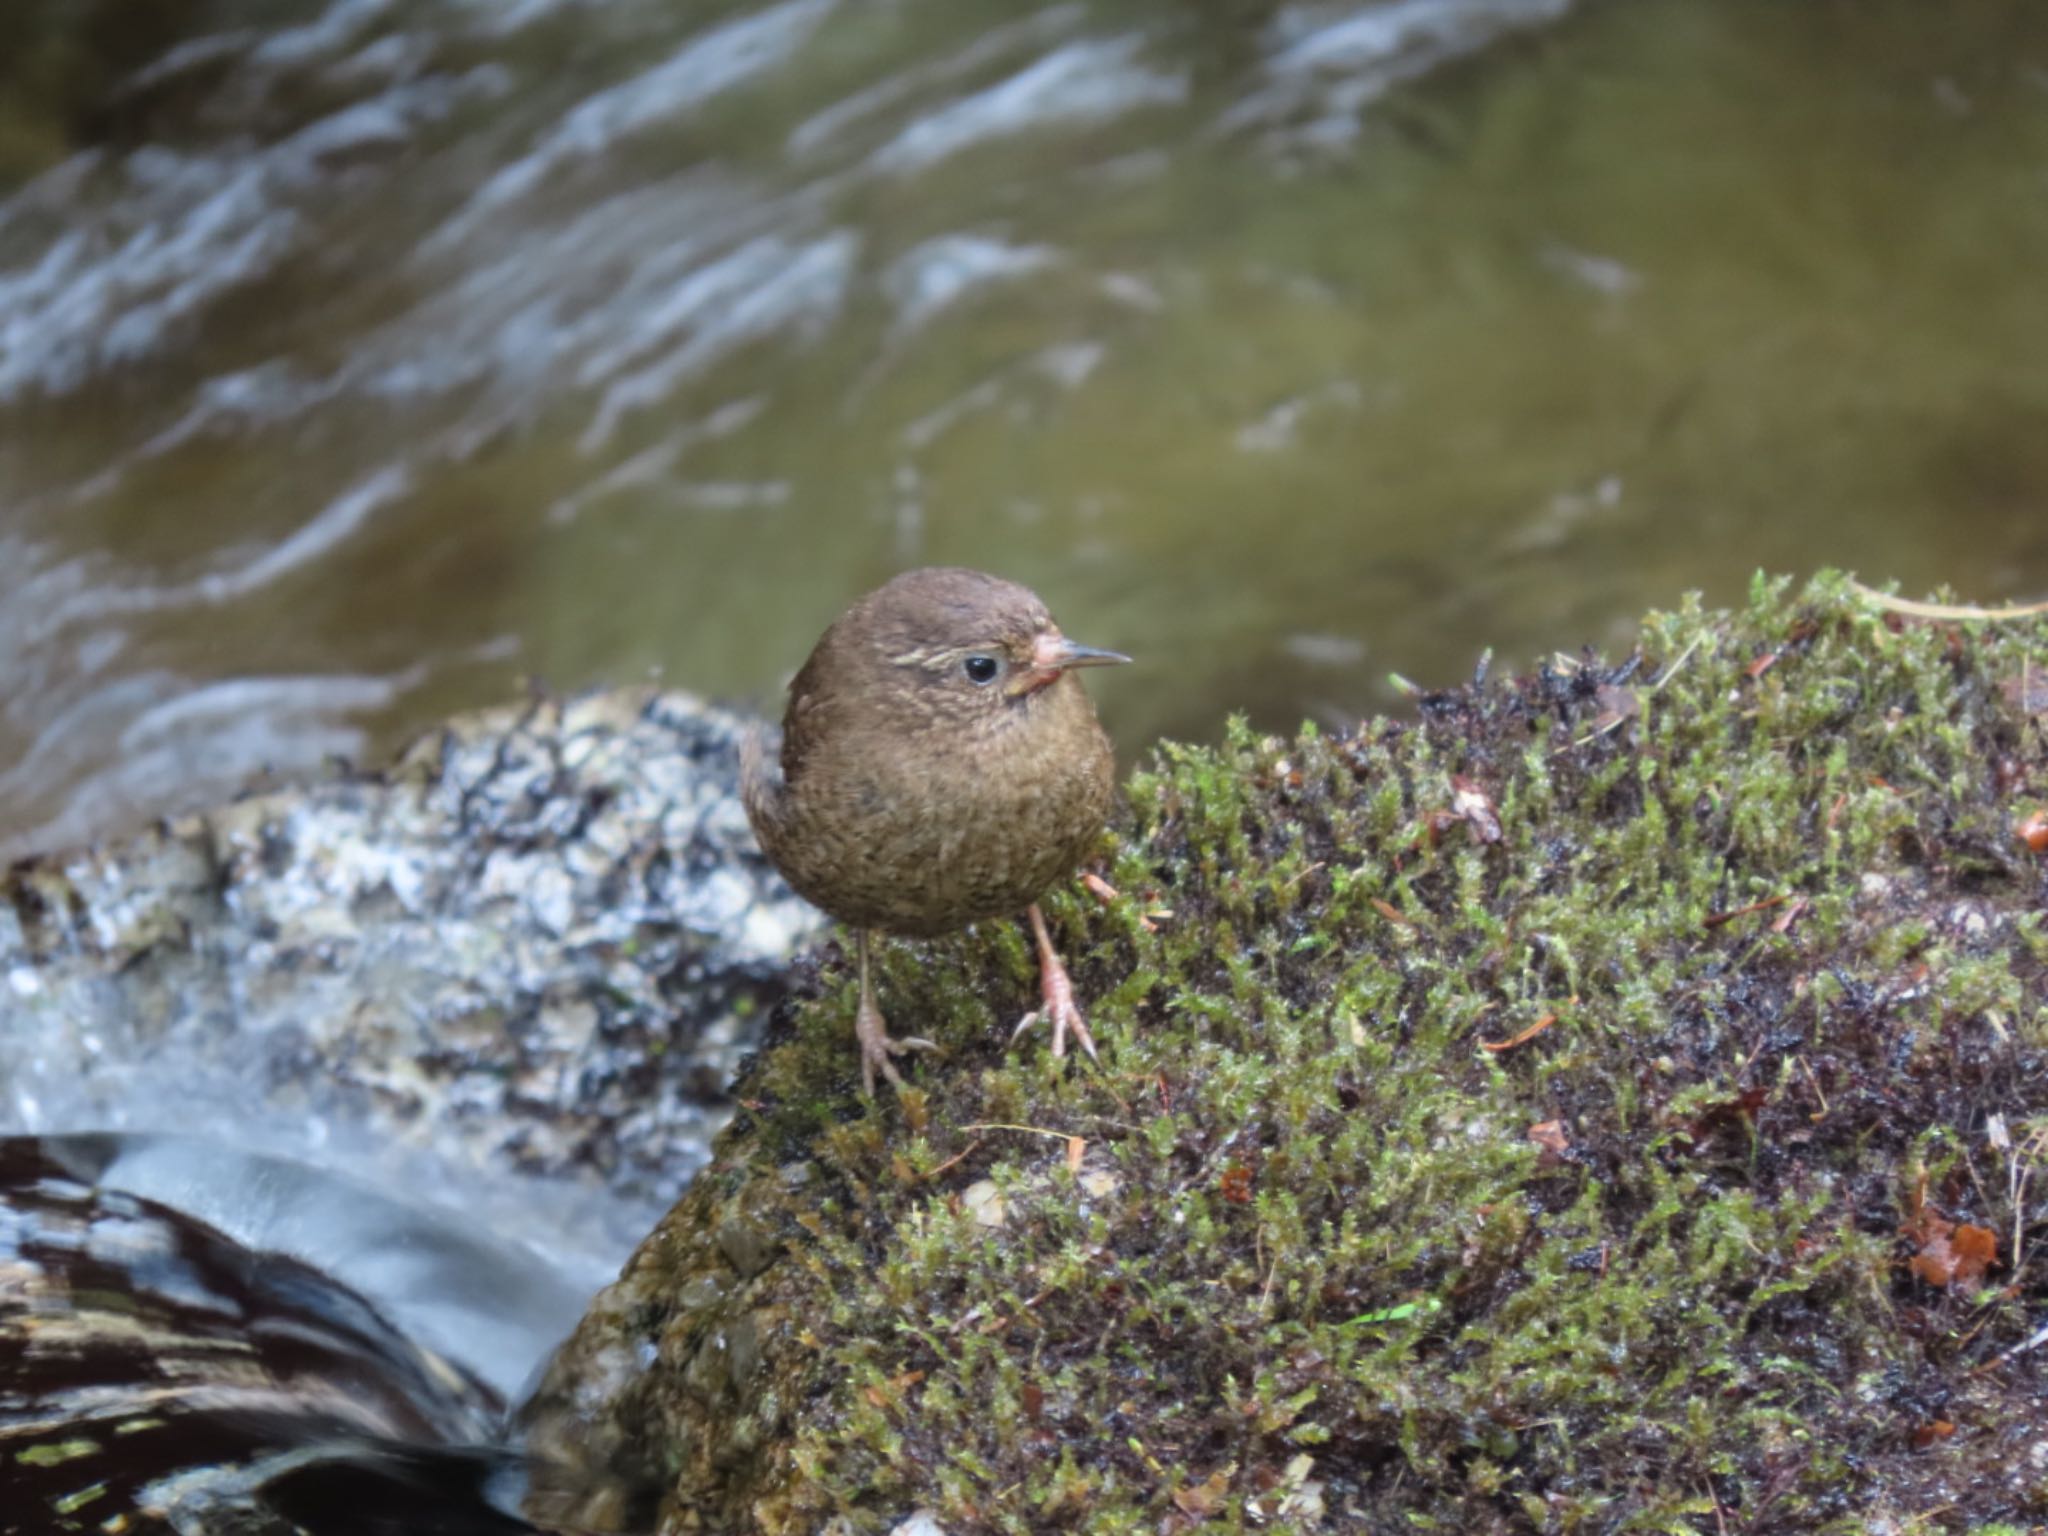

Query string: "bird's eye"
[962, 654, 1000, 685]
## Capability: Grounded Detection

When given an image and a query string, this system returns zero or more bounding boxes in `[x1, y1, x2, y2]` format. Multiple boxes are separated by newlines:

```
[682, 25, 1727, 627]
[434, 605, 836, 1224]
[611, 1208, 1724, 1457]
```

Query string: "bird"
[743, 567, 1129, 1096]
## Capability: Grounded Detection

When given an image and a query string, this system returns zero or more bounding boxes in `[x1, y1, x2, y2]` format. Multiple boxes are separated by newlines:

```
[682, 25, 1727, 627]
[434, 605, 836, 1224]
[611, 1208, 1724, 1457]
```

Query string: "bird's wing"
[738, 721, 786, 833]
[776, 651, 835, 784]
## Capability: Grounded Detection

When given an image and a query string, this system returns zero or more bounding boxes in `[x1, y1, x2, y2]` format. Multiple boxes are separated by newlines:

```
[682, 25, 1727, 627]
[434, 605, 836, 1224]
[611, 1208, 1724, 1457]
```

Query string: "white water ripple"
[0, 74, 487, 404]
[1222, 0, 1573, 146]
[579, 231, 860, 451]
[448, 0, 841, 236]
[872, 35, 1190, 175]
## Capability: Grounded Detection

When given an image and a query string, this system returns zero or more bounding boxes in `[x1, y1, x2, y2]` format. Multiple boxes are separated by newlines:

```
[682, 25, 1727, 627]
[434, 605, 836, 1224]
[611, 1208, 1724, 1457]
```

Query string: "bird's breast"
[765, 687, 1114, 937]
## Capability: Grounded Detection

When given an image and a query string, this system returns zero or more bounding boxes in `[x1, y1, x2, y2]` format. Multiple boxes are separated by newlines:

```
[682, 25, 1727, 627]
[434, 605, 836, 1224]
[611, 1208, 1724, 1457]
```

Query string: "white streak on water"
[1034, 340, 1104, 389]
[249, 0, 398, 70]
[673, 481, 792, 512]
[190, 466, 413, 606]
[1539, 242, 1642, 296]
[1234, 379, 1364, 454]
[0, 166, 300, 401]
[579, 231, 859, 451]
[871, 36, 1190, 175]
[1222, 0, 1571, 145]
[1283, 632, 1369, 667]
[787, 4, 1086, 158]
[446, 0, 599, 35]
[406, 173, 776, 409]
[115, 31, 260, 97]
[884, 234, 1060, 332]
[113, 671, 415, 751]
[0, 468, 409, 665]
[901, 377, 1005, 453]
[556, 0, 839, 151]
[0, 671, 413, 862]
[548, 396, 769, 524]
[0, 74, 485, 403]
[452, 0, 841, 232]
[124, 364, 348, 469]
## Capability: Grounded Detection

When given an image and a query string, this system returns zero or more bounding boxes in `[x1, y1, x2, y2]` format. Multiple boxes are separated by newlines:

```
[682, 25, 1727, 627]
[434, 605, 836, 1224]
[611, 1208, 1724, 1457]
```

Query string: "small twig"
[1959, 1141, 1998, 1243]
[1646, 632, 1706, 696]
[1565, 715, 1629, 750]
[1479, 1012, 1557, 1054]
[977, 1286, 1054, 1336]
[1950, 1306, 2003, 1357]
[1797, 1057, 1829, 1122]
[2002, 1122, 2046, 1278]
[921, 1138, 984, 1183]
[1702, 1479, 1729, 1536]
[961, 1122, 1079, 1142]
[1281, 860, 1326, 892]
[1082, 869, 1157, 932]
[1704, 893, 1787, 929]
[1977, 1315, 2048, 1375]
[1847, 580, 2048, 621]
[1769, 897, 1809, 935]
[1082, 872, 1121, 904]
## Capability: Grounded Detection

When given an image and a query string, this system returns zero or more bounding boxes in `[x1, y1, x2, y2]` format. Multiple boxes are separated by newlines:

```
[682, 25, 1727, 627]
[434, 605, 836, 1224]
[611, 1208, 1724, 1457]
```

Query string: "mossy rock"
[523, 572, 2048, 1535]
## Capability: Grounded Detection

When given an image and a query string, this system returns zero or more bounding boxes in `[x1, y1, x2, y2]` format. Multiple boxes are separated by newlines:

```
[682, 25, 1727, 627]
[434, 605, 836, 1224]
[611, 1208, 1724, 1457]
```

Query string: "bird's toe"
[1049, 998, 1099, 1062]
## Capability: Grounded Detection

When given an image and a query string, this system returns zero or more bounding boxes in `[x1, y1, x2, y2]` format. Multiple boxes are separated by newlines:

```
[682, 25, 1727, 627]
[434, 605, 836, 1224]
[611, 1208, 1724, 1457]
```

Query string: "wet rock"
[36, 1131, 590, 1402]
[0, 1137, 539, 1536]
[516, 1155, 806, 1533]
[0, 689, 822, 1265]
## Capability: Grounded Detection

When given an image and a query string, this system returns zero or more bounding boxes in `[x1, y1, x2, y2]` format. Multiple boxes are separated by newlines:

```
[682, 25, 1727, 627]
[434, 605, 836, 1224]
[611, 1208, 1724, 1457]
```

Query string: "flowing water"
[4, 0, 2047, 860]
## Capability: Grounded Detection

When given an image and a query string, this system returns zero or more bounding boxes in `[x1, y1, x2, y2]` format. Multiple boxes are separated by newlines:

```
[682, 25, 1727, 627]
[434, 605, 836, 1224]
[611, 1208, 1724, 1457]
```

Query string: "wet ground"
[3, 0, 2047, 860]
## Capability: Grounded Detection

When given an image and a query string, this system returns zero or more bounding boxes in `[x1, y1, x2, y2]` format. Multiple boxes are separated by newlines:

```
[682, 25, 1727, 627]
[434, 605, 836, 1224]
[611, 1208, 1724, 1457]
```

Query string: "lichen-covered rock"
[521, 575, 2048, 1534]
[0, 689, 821, 1258]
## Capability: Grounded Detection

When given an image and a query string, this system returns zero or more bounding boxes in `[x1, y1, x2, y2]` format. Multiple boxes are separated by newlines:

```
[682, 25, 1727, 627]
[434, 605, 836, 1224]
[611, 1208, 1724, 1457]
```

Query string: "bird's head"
[827, 567, 1128, 733]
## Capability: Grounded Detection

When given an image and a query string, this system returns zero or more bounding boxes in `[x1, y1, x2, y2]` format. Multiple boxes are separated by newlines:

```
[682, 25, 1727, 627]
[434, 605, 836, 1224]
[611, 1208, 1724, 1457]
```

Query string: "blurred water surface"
[4, 0, 2047, 858]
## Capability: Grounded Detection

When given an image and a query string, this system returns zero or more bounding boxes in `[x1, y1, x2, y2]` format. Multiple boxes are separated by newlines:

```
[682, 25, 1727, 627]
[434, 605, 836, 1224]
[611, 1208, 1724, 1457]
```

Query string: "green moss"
[525, 572, 2048, 1534]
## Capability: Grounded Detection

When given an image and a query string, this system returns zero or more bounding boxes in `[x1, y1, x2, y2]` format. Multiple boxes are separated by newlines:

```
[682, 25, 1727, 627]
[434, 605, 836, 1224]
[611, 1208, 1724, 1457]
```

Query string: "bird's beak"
[1031, 633, 1131, 673]
[1017, 631, 1130, 694]
[1032, 630, 1130, 671]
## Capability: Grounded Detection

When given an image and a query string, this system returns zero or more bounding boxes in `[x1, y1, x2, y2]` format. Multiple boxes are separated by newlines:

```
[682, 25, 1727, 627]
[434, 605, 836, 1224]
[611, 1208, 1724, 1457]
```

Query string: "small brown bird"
[743, 567, 1129, 1095]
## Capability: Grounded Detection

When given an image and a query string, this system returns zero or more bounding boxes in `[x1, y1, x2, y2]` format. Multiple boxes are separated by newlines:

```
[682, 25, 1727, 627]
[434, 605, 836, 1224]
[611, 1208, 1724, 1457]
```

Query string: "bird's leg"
[1014, 902, 1099, 1063]
[853, 929, 937, 1097]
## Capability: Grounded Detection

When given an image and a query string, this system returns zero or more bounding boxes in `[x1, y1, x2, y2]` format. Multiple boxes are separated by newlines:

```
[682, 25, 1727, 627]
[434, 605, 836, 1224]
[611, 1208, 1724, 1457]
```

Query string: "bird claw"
[1011, 989, 1099, 1064]
[1046, 996, 1099, 1063]
[855, 1006, 936, 1097]
[1014, 903, 1100, 1066]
